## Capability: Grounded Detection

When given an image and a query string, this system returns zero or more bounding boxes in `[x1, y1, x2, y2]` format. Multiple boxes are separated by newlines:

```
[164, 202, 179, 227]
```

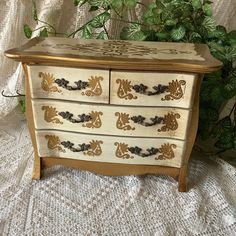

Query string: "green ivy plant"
[24, 0, 236, 158]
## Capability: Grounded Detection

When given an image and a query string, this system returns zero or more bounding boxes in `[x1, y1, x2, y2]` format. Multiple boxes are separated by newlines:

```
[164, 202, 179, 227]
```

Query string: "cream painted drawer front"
[36, 130, 185, 168]
[32, 99, 191, 139]
[110, 71, 197, 108]
[28, 65, 109, 103]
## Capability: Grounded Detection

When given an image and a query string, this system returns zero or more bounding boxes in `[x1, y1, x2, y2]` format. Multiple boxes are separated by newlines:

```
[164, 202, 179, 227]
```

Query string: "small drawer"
[110, 71, 197, 108]
[36, 130, 185, 168]
[32, 99, 191, 140]
[28, 65, 109, 103]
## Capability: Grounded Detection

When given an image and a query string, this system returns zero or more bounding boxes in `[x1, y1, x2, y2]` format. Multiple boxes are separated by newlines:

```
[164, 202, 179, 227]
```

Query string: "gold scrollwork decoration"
[161, 80, 186, 101]
[45, 135, 65, 152]
[83, 111, 103, 128]
[155, 143, 177, 160]
[114, 142, 134, 159]
[84, 140, 103, 156]
[39, 72, 61, 93]
[42, 106, 63, 124]
[82, 76, 103, 96]
[116, 79, 137, 100]
[158, 112, 180, 132]
[115, 112, 135, 131]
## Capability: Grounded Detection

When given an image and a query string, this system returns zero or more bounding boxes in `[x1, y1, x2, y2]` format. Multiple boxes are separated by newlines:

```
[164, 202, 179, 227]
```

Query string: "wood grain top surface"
[5, 37, 222, 73]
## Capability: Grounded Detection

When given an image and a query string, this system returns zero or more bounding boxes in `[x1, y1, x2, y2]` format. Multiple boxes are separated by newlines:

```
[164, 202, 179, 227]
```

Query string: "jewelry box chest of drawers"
[5, 37, 221, 192]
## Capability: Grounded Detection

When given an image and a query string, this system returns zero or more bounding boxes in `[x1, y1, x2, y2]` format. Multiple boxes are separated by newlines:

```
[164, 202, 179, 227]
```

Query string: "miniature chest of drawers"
[5, 37, 221, 192]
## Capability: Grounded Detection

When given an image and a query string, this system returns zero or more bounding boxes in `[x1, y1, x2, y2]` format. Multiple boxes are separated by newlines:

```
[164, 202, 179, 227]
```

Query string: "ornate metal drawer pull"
[115, 142, 177, 160]
[116, 79, 186, 101]
[128, 146, 159, 157]
[58, 111, 91, 123]
[54, 78, 89, 91]
[46, 135, 103, 156]
[132, 84, 168, 96]
[130, 115, 164, 127]
[61, 141, 90, 152]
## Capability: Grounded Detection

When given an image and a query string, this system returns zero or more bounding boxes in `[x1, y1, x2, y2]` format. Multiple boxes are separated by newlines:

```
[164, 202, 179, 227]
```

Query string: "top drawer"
[110, 71, 197, 108]
[28, 65, 109, 103]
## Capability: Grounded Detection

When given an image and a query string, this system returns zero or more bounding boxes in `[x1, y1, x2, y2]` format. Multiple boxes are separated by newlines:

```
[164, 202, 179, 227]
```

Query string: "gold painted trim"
[42, 106, 63, 124]
[158, 112, 180, 132]
[83, 111, 103, 128]
[115, 112, 135, 130]
[156, 143, 177, 160]
[39, 72, 61, 93]
[84, 140, 103, 156]
[161, 80, 186, 101]
[45, 135, 65, 152]
[114, 142, 134, 159]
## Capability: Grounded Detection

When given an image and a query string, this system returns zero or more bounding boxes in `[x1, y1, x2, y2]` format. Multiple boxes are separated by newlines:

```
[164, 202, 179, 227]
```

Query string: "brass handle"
[130, 115, 164, 127]
[128, 146, 159, 157]
[58, 111, 91, 123]
[132, 84, 168, 96]
[55, 78, 89, 91]
[61, 141, 90, 152]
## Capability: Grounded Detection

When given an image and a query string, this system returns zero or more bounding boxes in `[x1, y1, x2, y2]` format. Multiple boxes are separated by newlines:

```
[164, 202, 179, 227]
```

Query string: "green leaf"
[23, 24, 32, 39]
[89, 6, 99, 11]
[170, 26, 186, 41]
[74, 0, 82, 5]
[111, 0, 123, 9]
[96, 31, 105, 39]
[189, 32, 202, 43]
[32, 0, 38, 22]
[82, 24, 92, 39]
[39, 28, 48, 37]
[212, 116, 232, 137]
[19, 99, 26, 113]
[215, 129, 234, 149]
[156, 31, 170, 40]
[120, 23, 146, 41]
[191, 0, 202, 10]
[90, 11, 110, 28]
[123, 0, 138, 9]
[89, 0, 111, 8]
[202, 3, 212, 16]
[202, 16, 216, 32]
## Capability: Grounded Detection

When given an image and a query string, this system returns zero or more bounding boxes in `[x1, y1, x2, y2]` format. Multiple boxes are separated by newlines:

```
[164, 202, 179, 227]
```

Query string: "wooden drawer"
[36, 130, 185, 168]
[32, 99, 191, 139]
[110, 71, 197, 108]
[28, 65, 109, 103]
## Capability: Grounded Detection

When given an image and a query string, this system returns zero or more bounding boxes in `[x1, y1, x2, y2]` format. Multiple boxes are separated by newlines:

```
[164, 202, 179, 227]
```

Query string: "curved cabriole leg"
[178, 74, 203, 192]
[23, 63, 42, 180]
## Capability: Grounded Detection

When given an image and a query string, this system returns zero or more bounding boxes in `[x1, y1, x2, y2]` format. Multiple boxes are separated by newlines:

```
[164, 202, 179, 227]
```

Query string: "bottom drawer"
[36, 130, 185, 168]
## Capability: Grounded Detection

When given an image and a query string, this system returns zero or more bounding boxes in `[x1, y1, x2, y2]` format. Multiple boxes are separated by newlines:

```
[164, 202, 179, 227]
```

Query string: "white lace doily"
[0, 1, 236, 235]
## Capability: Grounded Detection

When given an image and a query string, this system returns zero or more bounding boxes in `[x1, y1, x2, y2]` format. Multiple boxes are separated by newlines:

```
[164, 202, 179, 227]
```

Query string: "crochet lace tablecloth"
[0, 109, 236, 235]
[1, 1, 236, 235]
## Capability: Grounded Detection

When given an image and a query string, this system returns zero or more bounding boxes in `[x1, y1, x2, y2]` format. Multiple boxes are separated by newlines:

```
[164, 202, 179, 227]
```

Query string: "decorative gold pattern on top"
[116, 79, 137, 100]
[114, 142, 134, 159]
[155, 143, 177, 160]
[36, 40, 202, 60]
[45, 135, 65, 152]
[115, 112, 135, 131]
[42, 106, 63, 124]
[83, 111, 103, 128]
[39, 72, 61, 93]
[158, 112, 181, 132]
[161, 80, 186, 101]
[84, 140, 103, 156]
[82, 76, 103, 96]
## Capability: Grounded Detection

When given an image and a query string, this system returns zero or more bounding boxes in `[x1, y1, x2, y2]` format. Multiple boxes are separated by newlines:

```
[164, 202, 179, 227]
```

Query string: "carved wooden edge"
[41, 157, 180, 180]
[5, 37, 222, 73]
[23, 63, 41, 180]
[178, 74, 204, 192]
